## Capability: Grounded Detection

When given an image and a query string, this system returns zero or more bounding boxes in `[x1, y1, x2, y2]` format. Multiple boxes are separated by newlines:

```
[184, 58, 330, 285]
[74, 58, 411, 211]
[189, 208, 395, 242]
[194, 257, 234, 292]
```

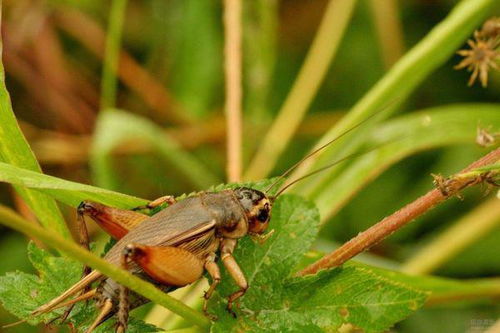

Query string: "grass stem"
[224, 0, 243, 182]
[100, 0, 128, 110]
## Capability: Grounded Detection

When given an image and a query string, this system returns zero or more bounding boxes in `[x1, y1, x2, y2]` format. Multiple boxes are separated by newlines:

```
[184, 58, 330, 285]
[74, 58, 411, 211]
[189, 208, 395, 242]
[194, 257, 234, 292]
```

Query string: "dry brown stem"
[223, 0, 243, 182]
[299, 148, 500, 276]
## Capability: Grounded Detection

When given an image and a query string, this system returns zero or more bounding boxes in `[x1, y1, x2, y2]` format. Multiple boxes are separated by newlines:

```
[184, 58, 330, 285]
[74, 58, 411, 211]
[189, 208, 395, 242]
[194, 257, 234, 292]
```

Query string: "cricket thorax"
[201, 191, 249, 238]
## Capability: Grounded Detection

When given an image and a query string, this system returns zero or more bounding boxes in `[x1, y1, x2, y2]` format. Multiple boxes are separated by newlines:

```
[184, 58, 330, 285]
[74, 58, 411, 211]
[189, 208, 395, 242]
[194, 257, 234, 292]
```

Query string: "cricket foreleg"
[132, 195, 176, 212]
[203, 253, 220, 320]
[220, 239, 248, 317]
[77, 201, 148, 239]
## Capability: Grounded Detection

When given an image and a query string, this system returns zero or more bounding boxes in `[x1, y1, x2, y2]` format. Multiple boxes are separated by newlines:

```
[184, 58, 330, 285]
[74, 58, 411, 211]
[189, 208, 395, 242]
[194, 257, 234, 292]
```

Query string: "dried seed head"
[455, 17, 500, 88]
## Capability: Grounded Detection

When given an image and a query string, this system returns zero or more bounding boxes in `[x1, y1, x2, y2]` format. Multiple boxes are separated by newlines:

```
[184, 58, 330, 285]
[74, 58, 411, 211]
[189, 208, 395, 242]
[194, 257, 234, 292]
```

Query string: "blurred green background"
[0, 0, 499, 332]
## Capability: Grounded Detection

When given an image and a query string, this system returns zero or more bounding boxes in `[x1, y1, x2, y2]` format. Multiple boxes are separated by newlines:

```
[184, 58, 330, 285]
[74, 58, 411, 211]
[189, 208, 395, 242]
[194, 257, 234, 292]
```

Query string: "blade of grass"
[100, 0, 128, 110]
[0, 205, 211, 330]
[290, 0, 498, 197]
[90, 110, 220, 190]
[165, 0, 221, 119]
[0, 6, 70, 238]
[401, 197, 500, 275]
[243, 0, 278, 122]
[243, 0, 358, 180]
[0, 162, 147, 208]
[313, 104, 500, 221]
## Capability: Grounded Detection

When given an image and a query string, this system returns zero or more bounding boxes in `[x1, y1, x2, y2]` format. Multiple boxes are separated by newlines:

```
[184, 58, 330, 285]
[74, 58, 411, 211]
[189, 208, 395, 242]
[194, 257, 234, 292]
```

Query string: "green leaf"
[0, 243, 81, 324]
[0, 161, 147, 208]
[91, 110, 220, 190]
[0, 27, 69, 238]
[0, 243, 159, 332]
[210, 195, 427, 332]
[298, 252, 500, 306]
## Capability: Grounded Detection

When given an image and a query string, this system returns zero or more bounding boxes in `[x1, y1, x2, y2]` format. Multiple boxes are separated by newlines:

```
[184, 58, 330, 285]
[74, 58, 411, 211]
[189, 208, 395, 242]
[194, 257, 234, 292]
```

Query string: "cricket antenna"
[272, 141, 391, 199]
[265, 99, 398, 195]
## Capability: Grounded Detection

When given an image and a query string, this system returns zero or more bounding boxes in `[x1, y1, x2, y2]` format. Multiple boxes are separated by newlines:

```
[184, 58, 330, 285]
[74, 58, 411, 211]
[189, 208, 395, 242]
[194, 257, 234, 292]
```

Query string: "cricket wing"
[104, 196, 218, 265]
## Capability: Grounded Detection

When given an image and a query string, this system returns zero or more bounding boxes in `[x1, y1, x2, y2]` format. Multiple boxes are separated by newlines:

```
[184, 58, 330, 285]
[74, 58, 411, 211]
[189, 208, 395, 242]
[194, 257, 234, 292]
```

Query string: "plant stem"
[401, 197, 500, 275]
[0, 5, 70, 238]
[100, 0, 128, 110]
[0, 205, 211, 330]
[224, 0, 243, 182]
[299, 148, 500, 276]
[243, 0, 358, 180]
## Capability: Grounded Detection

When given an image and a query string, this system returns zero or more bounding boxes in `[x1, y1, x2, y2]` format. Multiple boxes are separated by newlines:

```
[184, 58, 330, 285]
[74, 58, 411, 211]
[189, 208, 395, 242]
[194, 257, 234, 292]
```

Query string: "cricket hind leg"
[123, 243, 205, 286]
[55, 205, 94, 324]
[56, 201, 146, 324]
[85, 297, 114, 333]
[112, 243, 205, 332]
[77, 201, 149, 240]
[31, 271, 102, 318]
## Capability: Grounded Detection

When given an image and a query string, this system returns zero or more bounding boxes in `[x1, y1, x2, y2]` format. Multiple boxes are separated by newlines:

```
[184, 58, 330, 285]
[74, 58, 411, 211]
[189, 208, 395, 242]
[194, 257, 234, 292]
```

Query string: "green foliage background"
[0, 0, 499, 332]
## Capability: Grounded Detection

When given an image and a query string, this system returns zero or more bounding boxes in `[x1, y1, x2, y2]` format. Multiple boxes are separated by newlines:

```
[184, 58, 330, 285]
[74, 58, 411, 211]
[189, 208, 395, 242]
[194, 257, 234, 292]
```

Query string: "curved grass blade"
[0, 162, 147, 208]
[0, 10, 69, 238]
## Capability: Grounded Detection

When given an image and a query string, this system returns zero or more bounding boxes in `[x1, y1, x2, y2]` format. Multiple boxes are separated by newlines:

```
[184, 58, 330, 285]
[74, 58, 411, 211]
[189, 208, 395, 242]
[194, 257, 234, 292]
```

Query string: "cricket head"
[234, 187, 272, 235]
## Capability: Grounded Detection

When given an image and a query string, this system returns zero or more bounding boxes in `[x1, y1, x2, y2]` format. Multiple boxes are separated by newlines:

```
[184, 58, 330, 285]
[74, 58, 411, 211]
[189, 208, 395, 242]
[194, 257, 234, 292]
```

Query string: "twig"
[224, 0, 243, 182]
[299, 148, 500, 276]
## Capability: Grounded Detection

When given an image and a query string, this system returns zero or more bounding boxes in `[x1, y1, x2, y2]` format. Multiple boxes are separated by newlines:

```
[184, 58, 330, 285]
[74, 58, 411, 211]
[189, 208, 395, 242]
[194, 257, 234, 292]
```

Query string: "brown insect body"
[99, 189, 268, 299]
[30, 187, 272, 333]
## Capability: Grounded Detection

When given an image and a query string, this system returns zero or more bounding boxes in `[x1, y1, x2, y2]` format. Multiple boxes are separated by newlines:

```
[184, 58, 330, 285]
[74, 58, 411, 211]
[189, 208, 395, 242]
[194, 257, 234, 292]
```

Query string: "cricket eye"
[257, 209, 269, 222]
